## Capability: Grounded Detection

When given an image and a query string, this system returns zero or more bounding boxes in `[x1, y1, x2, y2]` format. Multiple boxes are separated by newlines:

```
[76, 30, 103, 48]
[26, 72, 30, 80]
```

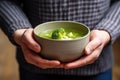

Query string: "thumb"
[21, 28, 41, 53]
[84, 38, 102, 55]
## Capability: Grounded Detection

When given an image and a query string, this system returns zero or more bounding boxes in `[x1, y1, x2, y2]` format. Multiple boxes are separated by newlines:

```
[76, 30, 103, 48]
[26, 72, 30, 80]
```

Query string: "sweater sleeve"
[0, 0, 32, 45]
[94, 1, 120, 43]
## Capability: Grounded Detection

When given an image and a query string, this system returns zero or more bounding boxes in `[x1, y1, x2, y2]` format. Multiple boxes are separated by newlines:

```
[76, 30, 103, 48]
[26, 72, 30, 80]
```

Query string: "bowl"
[34, 21, 90, 62]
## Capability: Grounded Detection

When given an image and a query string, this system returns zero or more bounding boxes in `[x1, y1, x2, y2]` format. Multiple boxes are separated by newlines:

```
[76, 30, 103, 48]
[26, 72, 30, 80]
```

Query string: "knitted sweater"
[0, 0, 120, 76]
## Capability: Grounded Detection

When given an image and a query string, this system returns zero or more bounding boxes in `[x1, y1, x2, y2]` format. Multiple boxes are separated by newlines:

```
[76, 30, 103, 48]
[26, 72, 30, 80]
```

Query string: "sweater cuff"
[94, 19, 118, 44]
[0, 1, 32, 46]
[8, 21, 32, 46]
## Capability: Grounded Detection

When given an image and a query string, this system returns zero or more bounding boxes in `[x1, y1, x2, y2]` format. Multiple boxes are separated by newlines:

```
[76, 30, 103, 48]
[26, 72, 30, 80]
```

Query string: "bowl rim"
[34, 21, 90, 42]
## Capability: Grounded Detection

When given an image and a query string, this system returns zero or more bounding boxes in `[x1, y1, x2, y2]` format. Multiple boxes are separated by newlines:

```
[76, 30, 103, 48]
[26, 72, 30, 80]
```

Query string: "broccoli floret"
[51, 28, 65, 39]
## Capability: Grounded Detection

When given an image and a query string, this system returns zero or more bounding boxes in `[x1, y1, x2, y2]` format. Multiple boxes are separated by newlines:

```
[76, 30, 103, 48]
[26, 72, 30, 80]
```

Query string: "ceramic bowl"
[34, 21, 90, 62]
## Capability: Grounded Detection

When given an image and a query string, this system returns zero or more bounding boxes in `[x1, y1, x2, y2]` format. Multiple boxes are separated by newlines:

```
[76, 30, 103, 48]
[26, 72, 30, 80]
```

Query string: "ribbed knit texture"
[0, 0, 120, 76]
[0, 0, 32, 44]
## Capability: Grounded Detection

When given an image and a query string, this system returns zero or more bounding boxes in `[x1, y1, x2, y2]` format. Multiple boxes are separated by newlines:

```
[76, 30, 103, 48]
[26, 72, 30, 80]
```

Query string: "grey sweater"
[0, 0, 120, 76]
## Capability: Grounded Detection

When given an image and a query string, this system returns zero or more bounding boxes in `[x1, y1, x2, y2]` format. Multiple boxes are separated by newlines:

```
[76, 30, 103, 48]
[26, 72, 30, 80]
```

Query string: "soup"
[38, 28, 84, 40]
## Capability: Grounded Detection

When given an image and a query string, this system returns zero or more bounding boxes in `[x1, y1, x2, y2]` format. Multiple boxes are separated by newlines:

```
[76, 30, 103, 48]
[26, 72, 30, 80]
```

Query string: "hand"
[63, 30, 110, 69]
[13, 28, 63, 69]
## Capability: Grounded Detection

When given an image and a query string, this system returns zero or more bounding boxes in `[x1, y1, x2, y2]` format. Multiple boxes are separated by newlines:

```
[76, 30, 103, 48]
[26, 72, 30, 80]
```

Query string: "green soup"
[38, 28, 84, 40]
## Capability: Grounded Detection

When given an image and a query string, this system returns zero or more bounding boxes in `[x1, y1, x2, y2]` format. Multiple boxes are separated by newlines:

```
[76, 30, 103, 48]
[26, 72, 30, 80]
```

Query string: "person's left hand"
[63, 30, 110, 69]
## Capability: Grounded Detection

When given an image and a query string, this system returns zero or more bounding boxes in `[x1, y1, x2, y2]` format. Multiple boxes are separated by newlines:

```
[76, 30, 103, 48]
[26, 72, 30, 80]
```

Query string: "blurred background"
[0, 29, 120, 80]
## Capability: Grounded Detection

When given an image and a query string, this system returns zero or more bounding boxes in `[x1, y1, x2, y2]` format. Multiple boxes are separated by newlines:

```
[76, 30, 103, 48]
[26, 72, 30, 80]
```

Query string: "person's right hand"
[13, 28, 63, 69]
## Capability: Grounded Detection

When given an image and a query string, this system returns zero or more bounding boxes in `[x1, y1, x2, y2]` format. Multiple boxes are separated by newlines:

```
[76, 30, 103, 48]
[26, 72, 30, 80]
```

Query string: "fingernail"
[87, 47, 91, 54]
[34, 45, 40, 52]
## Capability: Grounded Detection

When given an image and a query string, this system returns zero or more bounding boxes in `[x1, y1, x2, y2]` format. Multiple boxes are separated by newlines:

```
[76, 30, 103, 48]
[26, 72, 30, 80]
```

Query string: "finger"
[21, 29, 41, 53]
[22, 45, 61, 69]
[21, 44, 35, 63]
[87, 45, 103, 64]
[30, 53, 61, 69]
[53, 64, 64, 68]
[84, 38, 102, 55]
[64, 44, 103, 69]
